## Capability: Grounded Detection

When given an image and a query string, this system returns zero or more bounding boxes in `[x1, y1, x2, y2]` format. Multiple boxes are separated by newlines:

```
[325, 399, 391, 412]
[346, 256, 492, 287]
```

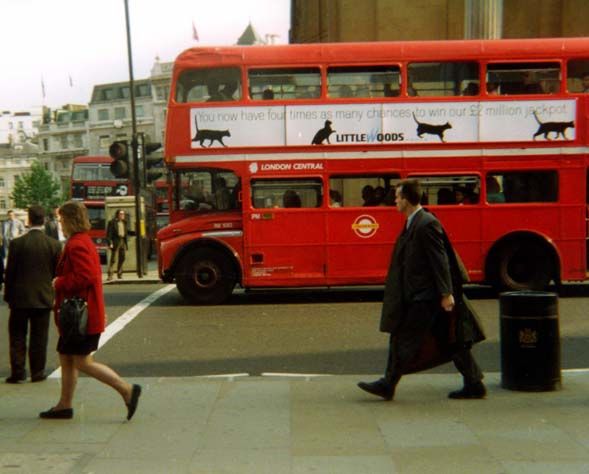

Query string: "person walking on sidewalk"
[358, 179, 486, 401]
[2, 209, 25, 256]
[4, 205, 62, 384]
[40, 201, 140, 420]
[106, 209, 129, 281]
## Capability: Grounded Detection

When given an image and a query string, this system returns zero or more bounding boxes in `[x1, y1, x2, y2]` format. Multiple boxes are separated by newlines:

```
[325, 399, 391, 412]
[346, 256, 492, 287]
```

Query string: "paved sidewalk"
[1, 372, 589, 473]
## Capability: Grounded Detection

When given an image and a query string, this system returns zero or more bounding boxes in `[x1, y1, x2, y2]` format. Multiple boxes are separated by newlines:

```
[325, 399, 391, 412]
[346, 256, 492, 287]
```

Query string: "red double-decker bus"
[71, 156, 132, 260]
[158, 38, 589, 304]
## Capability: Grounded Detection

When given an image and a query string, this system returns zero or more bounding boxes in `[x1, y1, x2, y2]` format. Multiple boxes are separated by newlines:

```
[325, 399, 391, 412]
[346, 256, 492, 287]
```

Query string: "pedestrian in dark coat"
[106, 209, 130, 280]
[358, 179, 486, 401]
[4, 205, 62, 383]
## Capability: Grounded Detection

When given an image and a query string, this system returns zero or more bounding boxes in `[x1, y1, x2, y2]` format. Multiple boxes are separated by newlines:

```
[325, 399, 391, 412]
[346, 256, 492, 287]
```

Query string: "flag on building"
[192, 20, 199, 41]
[41, 77, 46, 99]
[69, 75, 73, 87]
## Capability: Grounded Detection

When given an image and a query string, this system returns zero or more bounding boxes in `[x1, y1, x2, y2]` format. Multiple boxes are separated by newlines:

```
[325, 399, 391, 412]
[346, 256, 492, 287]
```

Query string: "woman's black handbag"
[59, 297, 88, 343]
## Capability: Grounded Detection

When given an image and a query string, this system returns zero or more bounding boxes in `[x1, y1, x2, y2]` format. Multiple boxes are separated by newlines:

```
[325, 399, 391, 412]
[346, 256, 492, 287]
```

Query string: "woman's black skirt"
[57, 334, 101, 355]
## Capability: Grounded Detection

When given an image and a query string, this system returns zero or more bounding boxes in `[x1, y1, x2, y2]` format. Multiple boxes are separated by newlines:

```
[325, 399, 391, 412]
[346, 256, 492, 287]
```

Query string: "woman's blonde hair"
[59, 201, 91, 234]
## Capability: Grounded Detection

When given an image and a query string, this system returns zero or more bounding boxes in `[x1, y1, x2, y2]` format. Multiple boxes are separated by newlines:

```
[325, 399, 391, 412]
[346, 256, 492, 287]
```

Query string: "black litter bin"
[500, 291, 561, 391]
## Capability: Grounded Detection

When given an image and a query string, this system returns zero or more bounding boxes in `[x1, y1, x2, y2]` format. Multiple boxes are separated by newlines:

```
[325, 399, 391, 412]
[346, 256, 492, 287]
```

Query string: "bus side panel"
[325, 208, 398, 284]
[243, 208, 326, 286]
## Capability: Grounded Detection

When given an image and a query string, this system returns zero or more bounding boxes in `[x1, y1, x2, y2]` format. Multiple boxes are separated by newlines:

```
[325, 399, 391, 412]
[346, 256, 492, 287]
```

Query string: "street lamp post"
[123, 0, 143, 278]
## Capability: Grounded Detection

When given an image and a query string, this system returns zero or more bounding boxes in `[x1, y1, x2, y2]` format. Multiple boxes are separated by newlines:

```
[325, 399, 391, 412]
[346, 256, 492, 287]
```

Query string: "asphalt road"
[1, 283, 589, 379]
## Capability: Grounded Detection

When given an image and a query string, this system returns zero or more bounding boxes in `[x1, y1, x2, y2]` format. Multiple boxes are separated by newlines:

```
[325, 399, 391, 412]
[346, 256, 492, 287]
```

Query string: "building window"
[103, 88, 115, 100]
[60, 135, 68, 149]
[135, 105, 144, 117]
[98, 109, 109, 121]
[99, 135, 111, 149]
[114, 107, 126, 120]
[73, 134, 83, 148]
[43, 138, 49, 151]
[0, 178, 5, 187]
[0, 200, 5, 209]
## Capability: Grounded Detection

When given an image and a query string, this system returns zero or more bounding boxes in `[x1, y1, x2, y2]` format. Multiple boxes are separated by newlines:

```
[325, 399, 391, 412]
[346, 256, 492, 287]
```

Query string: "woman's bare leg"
[74, 354, 133, 403]
[55, 354, 77, 409]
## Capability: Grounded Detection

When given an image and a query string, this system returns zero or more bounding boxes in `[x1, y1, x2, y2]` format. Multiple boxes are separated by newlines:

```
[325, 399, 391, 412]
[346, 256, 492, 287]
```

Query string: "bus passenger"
[329, 190, 342, 207]
[462, 82, 479, 96]
[214, 177, 231, 210]
[283, 190, 302, 208]
[487, 82, 500, 95]
[206, 80, 224, 102]
[220, 82, 238, 101]
[262, 88, 274, 100]
[582, 73, 589, 93]
[361, 185, 376, 206]
[437, 188, 456, 205]
[486, 176, 505, 203]
[374, 186, 386, 205]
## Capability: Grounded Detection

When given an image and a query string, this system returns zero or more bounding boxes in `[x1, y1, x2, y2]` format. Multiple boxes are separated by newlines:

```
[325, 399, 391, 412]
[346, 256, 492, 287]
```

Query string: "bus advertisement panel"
[158, 38, 589, 304]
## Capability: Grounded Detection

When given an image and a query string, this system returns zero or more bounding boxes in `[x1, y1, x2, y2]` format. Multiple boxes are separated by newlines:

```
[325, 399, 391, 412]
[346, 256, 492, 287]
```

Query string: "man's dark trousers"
[384, 300, 483, 387]
[8, 308, 51, 380]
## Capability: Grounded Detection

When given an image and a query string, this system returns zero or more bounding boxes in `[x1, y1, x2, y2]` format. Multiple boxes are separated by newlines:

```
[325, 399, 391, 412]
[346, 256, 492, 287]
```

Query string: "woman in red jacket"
[40, 201, 141, 420]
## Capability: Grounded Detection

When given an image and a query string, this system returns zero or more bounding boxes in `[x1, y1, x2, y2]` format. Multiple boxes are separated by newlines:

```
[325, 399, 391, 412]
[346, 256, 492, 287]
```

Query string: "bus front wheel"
[495, 241, 553, 291]
[176, 248, 236, 305]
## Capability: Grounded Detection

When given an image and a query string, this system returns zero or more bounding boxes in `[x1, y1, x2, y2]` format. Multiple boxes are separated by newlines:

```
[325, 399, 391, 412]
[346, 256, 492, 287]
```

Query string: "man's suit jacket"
[45, 218, 59, 240]
[4, 229, 62, 309]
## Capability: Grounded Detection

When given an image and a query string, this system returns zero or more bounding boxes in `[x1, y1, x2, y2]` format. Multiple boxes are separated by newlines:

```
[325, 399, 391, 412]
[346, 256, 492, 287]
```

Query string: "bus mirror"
[109, 140, 130, 179]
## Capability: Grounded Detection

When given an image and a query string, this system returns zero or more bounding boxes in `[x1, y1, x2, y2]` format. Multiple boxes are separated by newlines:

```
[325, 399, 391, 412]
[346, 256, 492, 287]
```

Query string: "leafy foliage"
[10, 161, 62, 211]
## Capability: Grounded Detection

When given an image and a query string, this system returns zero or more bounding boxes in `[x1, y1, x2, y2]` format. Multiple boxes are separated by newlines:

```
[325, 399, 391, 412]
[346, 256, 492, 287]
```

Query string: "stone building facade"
[290, 0, 589, 43]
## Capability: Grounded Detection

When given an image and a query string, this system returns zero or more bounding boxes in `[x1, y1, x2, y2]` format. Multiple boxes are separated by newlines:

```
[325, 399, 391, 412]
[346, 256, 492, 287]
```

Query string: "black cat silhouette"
[311, 120, 336, 145]
[532, 111, 574, 140]
[192, 115, 231, 147]
[412, 113, 452, 142]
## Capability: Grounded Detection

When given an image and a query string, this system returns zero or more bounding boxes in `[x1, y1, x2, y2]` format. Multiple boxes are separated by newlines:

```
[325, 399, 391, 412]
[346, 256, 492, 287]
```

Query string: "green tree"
[10, 161, 62, 211]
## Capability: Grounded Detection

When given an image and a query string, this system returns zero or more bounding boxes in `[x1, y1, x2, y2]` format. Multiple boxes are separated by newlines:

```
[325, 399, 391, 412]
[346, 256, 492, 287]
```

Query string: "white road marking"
[49, 284, 176, 379]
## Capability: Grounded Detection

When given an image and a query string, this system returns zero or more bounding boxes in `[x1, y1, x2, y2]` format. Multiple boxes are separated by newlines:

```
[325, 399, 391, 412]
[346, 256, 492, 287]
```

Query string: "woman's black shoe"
[126, 384, 142, 420]
[39, 408, 73, 419]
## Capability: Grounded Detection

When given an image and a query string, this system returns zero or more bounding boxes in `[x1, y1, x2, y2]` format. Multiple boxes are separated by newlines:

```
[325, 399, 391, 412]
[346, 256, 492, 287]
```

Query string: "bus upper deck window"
[407, 62, 479, 97]
[486, 62, 560, 95]
[566, 59, 589, 93]
[248, 68, 321, 100]
[175, 67, 242, 103]
[327, 66, 401, 98]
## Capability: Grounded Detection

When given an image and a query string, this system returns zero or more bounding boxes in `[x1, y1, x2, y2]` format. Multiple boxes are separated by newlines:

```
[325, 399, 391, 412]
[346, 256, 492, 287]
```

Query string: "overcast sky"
[1, 0, 290, 112]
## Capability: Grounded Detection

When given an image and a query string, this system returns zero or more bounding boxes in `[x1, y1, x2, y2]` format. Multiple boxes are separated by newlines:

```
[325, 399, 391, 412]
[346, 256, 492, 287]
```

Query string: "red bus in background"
[71, 156, 132, 261]
[158, 38, 589, 304]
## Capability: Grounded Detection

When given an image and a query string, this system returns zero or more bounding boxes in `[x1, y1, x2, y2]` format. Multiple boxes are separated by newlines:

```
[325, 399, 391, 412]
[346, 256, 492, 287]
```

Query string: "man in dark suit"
[4, 205, 62, 383]
[44, 205, 63, 242]
[358, 179, 486, 400]
[106, 209, 129, 281]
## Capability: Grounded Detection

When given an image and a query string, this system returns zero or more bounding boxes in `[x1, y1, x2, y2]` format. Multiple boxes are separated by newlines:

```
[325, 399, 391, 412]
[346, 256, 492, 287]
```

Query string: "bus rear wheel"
[176, 248, 236, 305]
[496, 241, 553, 291]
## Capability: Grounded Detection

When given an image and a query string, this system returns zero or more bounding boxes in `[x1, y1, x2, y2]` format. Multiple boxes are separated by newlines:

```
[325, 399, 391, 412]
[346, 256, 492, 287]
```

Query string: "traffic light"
[144, 141, 164, 183]
[109, 140, 130, 179]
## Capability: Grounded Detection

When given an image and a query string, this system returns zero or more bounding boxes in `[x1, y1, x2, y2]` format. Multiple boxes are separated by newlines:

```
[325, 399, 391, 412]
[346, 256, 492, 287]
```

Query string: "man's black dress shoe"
[31, 375, 47, 383]
[126, 384, 142, 420]
[448, 381, 487, 399]
[5, 376, 26, 384]
[357, 378, 394, 401]
[39, 407, 73, 419]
